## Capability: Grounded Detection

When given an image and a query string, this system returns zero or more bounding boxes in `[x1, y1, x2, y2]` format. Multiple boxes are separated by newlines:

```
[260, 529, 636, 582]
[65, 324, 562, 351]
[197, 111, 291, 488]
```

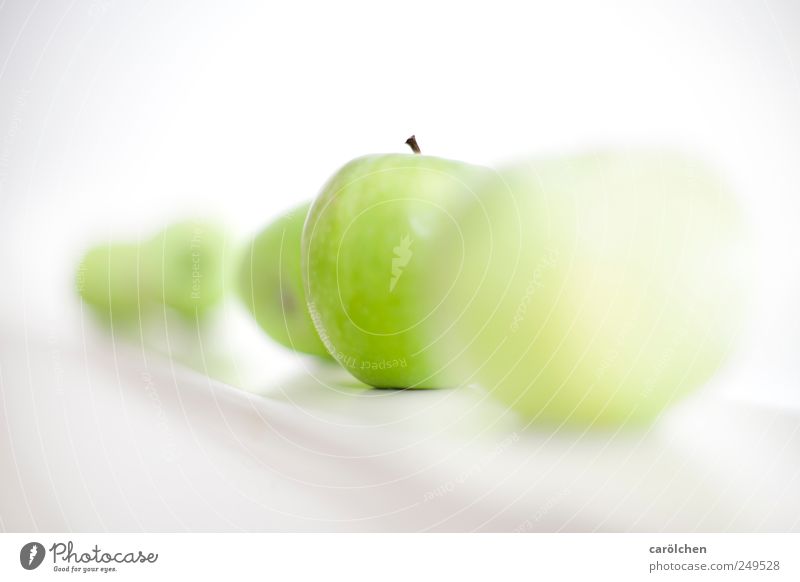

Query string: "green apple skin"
[145, 221, 227, 320]
[76, 242, 147, 322]
[303, 154, 493, 388]
[238, 203, 330, 358]
[429, 150, 750, 426]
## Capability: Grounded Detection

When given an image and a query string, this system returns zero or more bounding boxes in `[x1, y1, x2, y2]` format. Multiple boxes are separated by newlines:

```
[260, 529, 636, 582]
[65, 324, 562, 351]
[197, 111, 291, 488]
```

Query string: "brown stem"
[405, 135, 421, 154]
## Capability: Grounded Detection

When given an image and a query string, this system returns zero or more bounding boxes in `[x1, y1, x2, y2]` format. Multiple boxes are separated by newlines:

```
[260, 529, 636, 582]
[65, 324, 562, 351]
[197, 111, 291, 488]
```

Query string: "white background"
[0, 0, 799, 533]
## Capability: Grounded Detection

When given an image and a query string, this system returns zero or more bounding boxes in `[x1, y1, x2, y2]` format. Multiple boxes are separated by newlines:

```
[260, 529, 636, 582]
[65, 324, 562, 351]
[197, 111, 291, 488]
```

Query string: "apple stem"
[405, 135, 421, 154]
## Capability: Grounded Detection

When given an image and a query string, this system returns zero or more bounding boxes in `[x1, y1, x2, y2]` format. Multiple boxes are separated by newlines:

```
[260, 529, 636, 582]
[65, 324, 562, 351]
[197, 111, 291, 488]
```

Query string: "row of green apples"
[77, 140, 749, 426]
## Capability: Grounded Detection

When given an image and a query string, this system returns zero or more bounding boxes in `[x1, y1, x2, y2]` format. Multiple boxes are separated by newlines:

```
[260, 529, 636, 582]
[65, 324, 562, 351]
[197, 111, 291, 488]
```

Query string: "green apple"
[145, 221, 227, 319]
[76, 242, 146, 322]
[238, 203, 330, 358]
[429, 150, 749, 425]
[302, 139, 493, 387]
[77, 221, 227, 323]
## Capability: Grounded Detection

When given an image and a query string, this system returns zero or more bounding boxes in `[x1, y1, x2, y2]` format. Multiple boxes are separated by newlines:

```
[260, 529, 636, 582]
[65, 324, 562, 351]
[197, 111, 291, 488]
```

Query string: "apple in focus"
[302, 138, 493, 387]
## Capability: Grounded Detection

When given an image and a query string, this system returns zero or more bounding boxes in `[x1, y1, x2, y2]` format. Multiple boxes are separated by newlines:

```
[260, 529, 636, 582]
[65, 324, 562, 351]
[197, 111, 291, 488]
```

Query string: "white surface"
[1, 0, 800, 531]
[1, 313, 799, 532]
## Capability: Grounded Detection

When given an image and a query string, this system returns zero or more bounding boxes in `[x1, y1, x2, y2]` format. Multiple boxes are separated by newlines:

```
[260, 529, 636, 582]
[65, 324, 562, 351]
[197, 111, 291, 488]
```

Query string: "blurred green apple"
[77, 220, 227, 323]
[302, 139, 493, 387]
[76, 242, 145, 322]
[238, 203, 330, 358]
[430, 150, 749, 425]
[145, 221, 227, 319]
